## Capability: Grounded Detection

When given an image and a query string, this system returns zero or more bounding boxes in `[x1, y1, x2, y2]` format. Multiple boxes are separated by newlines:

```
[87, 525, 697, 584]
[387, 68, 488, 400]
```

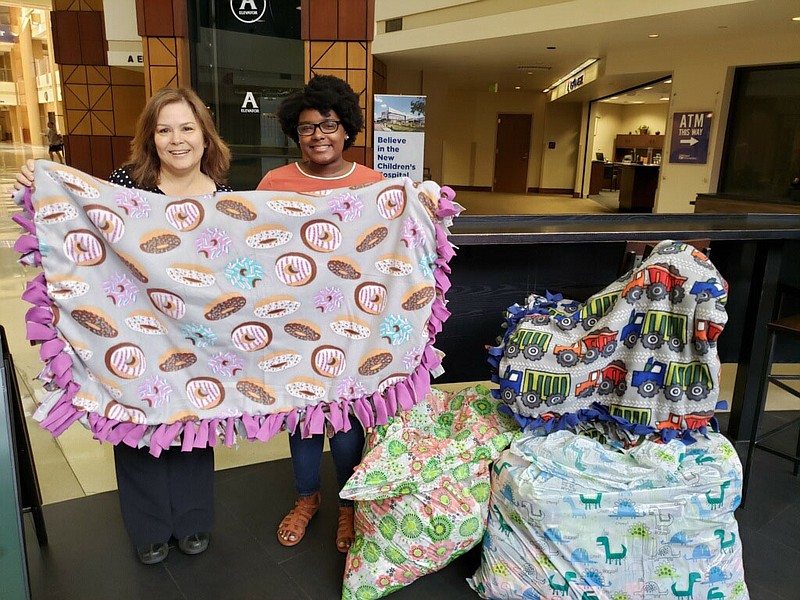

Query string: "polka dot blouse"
[108, 165, 233, 195]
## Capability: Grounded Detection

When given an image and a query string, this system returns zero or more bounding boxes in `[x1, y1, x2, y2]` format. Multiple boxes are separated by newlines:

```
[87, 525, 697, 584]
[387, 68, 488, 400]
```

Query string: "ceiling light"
[664, 79, 672, 84]
[631, 101, 645, 104]
[542, 58, 598, 93]
[609, 96, 619, 100]
[792, 16, 800, 21]
[515, 86, 521, 90]
[660, 97, 670, 101]
[643, 86, 653, 90]
[648, 34, 659, 38]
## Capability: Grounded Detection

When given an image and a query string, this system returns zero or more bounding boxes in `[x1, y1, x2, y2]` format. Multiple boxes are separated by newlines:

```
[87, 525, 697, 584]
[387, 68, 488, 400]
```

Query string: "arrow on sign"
[680, 137, 699, 146]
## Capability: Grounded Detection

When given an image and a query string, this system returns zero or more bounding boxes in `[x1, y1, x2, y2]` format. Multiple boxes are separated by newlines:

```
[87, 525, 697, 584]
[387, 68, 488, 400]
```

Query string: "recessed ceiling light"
[631, 101, 645, 104]
[648, 34, 659, 38]
[792, 16, 800, 21]
[664, 79, 672, 84]
[609, 96, 619, 100]
[527, 72, 533, 75]
[660, 97, 670, 101]
[515, 86, 521, 90]
[643, 86, 653, 90]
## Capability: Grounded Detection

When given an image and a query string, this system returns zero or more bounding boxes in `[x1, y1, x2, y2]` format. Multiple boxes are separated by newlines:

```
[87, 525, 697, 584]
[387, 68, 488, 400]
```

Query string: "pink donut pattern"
[195, 227, 232, 258]
[24, 165, 458, 447]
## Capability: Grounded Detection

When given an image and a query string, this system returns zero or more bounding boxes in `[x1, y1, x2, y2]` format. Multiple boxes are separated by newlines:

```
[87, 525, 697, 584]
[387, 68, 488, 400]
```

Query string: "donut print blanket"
[14, 160, 461, 456]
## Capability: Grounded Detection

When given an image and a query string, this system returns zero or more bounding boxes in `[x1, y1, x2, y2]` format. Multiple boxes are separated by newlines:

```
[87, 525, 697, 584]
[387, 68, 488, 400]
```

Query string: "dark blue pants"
[289, 423, 365, 506]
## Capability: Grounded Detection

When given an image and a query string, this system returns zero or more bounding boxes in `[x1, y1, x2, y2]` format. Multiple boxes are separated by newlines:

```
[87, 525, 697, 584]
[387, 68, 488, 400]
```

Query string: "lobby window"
[0, 53, 11, 82]
[188, 1, 304, 190]
[719, 63, 800, 202]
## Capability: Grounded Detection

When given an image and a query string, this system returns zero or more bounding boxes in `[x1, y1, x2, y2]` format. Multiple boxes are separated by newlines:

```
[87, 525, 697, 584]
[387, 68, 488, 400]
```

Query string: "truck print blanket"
[489, 240, 729, 445]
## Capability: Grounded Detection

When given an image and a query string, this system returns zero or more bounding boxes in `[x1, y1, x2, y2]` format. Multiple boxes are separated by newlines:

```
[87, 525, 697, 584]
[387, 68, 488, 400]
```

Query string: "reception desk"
[617, 163, 659, 212]
[439, 212, 800, 445]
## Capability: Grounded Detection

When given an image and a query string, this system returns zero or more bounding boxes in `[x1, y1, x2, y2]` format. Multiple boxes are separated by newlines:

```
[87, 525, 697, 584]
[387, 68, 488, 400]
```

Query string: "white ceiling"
[373, 0, 800, 103]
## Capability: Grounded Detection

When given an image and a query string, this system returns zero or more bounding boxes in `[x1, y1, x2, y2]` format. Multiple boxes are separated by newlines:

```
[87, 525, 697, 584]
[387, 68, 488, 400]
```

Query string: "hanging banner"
[373, 95, 426, 181]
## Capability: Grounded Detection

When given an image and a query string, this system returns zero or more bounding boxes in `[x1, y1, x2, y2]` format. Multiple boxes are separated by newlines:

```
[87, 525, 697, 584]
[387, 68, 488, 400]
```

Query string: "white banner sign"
[373, 95, 426, 181]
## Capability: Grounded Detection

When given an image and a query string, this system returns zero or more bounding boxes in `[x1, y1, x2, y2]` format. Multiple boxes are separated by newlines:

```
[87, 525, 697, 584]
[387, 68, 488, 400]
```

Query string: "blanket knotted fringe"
[14, 184, 462, 457]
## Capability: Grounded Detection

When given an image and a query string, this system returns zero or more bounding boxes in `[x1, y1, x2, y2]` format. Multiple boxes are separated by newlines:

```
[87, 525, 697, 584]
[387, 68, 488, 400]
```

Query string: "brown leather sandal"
[336, 505, 355, 553]
[277, 492, 320, 547]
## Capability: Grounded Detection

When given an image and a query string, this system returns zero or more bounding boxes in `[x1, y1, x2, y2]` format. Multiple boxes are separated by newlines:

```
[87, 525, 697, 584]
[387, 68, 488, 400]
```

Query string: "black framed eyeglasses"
[296, 120, 341, 136]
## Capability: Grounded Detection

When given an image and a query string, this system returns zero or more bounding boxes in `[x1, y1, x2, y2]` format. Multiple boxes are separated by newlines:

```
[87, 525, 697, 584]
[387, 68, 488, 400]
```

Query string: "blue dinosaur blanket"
[14, 160, 461, 455]
[488, 240, 729, 445]
[469, 430, 749, 600]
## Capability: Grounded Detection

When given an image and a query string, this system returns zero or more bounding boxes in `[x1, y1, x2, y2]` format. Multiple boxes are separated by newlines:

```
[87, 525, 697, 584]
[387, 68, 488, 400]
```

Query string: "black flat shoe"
[178, 532, 210, 555]
[136, 542, 168, 565]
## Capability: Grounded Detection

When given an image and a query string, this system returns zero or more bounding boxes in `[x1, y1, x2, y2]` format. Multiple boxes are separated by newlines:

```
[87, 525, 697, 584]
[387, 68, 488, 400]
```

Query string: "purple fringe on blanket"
[15, 184, 461, 457]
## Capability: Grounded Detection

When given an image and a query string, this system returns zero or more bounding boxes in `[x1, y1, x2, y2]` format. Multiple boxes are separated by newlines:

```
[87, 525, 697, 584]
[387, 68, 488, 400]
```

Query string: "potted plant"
[638, 124, 650, 135]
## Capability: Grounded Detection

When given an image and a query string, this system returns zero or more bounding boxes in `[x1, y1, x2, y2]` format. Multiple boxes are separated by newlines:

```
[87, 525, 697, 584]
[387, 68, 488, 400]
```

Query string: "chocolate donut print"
[275, 252, 316, 287]
[158, 349, 197, 372]
[257, 351, 302, 372]
[147, 288, 186, 319]
[84, 204, 125, 243]
[375, 254, 414, 277]
[301, 219, 341, 253]
[47, 166, 101, 199]
[186, 377, 225, 410]
[416, 190, 438, 219]
[376, 185, 406, 220]
[327, 257, 361, 280]
[231, 321, 272, 352]
[125, 311, 168, 335]
[215, 196, 257, 221]
[166, 411, 199, 424]
[166, 264, 216, 287]
[204, 293, 247, 321]
[401, 284, 436, 311]
[72, 307, 118, 337]
[236, 379, 275, 405]
[358, 350, 393, 377]
[165, 199, 205, 231]
[254, 295, 301, 319]
[267, 197, 316, 217]
[355, 282, 388, 315]
[329, 317, 371, 340]
[245, 225, 292, 249]
[64, 229, 106, 266]
[311, 345, 346, 378]
[105, 343, 146, 379]
[284, 320, 321, 342]
[356, 225, 388, 252]
[35, 198, 78, 225]
[140, 229, 181, 254]
[285, 377, 326, 401]
[118, 252, 149, 283]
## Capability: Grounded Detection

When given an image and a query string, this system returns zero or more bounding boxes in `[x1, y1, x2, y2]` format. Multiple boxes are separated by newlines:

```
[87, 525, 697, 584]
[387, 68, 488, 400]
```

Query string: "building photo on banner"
[373, 95, 426, 180]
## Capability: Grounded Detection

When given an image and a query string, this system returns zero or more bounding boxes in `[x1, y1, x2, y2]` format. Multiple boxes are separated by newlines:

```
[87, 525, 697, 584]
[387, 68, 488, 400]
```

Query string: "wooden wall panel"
[64, 134, 92, 172]
[307, 0, 337, 40]
[111, 85, 146, 137]
[112, 136, 133, 169]
[136, 0, 187, 37]
[339, 0, 369, 40]
[51, 12, 82, 65]
[77, 11, 106, 65]
[89, 135, 113, 176]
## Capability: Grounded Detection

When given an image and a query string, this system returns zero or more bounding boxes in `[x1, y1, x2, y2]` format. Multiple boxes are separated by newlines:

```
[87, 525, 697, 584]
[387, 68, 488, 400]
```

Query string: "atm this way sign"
[669, 111, 713, 164]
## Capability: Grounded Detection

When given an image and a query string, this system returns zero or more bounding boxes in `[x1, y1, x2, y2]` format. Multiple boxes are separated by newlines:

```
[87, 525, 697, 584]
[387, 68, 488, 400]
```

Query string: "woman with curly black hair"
[257, 75, 383, 190]
[257, 76, 383, 553]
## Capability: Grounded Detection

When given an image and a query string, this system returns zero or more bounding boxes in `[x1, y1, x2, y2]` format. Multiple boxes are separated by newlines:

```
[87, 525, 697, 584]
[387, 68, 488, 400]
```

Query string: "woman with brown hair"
[14, 87, 232, 565]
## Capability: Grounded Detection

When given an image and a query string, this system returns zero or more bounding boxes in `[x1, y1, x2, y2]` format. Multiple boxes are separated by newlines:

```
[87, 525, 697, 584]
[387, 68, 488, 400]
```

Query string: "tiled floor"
[2, 142, 798, 597]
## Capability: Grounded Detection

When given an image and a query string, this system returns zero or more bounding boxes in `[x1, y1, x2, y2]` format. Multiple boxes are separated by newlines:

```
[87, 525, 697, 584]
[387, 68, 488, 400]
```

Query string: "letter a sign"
[231, 0, 266, 24]
[241, 91, 259, 114]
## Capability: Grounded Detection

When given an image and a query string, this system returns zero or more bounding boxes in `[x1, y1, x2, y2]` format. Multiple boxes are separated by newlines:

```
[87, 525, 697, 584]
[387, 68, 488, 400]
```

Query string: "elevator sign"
[669, 111, 713, 164]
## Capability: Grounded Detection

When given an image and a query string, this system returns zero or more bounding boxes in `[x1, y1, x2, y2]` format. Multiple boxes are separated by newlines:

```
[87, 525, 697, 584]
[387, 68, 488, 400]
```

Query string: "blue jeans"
[289, 422, 365, 507]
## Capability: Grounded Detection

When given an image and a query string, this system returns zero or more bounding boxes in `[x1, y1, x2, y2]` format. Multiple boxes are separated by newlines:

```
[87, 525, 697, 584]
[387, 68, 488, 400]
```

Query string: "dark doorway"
[493, 113, 532, 193]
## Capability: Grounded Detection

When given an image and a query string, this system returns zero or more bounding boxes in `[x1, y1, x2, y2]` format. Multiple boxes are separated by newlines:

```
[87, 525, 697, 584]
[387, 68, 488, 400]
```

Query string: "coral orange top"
[257, 161, 384, 193]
